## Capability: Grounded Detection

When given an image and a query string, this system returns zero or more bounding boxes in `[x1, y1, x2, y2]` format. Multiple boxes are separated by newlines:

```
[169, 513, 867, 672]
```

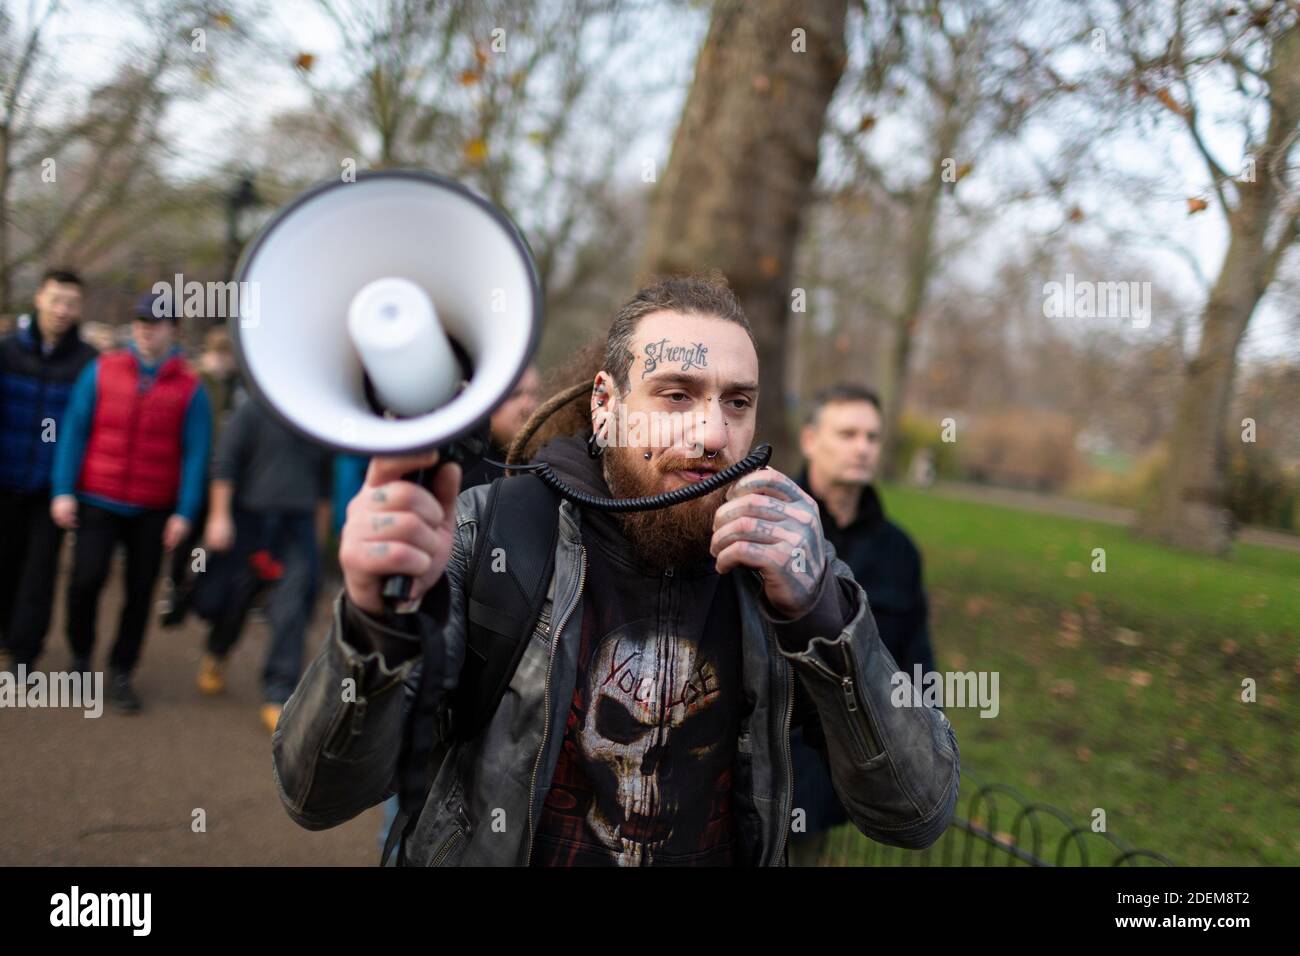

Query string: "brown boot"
[260, 703, 283, 735]
[196, 654, 227, 696]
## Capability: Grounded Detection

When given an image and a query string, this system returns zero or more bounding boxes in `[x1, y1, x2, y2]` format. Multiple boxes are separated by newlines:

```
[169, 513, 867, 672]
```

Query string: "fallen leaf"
[1114, 627, 1142, 647]
[1187, 197, 1209, 215]
[294, 52, 315, 72]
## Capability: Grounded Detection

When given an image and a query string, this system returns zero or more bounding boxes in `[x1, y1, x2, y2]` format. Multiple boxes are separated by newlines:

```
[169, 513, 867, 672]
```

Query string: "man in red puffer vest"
[51, 291, 212, 712]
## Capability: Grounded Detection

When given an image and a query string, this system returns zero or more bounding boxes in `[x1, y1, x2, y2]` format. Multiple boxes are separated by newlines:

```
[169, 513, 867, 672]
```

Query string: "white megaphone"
[230, 169, 543, 607]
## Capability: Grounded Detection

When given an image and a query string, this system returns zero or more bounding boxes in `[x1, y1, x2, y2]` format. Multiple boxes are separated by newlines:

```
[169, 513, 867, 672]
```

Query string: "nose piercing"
[643, 452, 651, 459]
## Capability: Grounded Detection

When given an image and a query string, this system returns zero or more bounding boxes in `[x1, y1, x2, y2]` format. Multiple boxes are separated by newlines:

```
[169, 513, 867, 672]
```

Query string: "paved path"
[0, 554, 385, 866]
[923, 481, 1300, 553]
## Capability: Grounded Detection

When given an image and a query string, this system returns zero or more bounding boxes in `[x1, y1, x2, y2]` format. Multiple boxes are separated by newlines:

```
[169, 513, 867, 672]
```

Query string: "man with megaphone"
[273, 272, 959, 867]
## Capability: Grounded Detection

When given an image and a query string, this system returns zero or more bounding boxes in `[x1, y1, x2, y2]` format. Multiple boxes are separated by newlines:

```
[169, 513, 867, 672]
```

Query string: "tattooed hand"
[339, 449, 462, 615]
[709, 467, 826, 619]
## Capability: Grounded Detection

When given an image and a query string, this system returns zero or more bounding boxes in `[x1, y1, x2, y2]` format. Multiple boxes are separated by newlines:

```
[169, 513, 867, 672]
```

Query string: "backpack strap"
[450, 472, 562, 741]
[384, 472, 562, 865]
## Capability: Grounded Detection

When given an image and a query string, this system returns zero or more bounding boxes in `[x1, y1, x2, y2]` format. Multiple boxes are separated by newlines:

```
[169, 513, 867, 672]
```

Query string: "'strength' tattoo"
[642, 339, 708, 379]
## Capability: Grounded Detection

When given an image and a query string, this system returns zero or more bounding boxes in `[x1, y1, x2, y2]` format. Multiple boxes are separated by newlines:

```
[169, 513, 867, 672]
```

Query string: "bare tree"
[1099, 0, 1300, 553]
[639, 0, 850, 467]
[279, 0, 644, 351]
[809, 0, 1090, 477]
[0, 0, 251, 309]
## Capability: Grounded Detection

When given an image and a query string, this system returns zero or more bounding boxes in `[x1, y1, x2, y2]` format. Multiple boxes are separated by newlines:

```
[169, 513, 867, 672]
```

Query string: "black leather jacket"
[273, 441, 960, 865]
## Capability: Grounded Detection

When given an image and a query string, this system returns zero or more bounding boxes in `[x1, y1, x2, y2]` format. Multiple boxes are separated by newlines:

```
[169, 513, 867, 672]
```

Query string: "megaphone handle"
[380, 465, 431, 613]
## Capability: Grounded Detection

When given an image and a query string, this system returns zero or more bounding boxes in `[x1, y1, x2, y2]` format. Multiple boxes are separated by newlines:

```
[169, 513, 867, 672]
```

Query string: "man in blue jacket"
[0, 269, 98, 673]
[50, 292, 211, 711]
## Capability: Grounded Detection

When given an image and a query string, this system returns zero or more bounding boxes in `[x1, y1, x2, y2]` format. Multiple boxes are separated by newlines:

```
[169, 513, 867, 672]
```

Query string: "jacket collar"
[127, 341, 182, 376]
[18, 315, 84, 360]
[795, 467, 885, 533]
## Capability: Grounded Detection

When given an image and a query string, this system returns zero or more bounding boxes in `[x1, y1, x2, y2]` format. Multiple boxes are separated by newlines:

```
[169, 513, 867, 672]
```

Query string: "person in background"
[0, 269, 98, 673]
[372, 362, 541, 853]
[787, 383, 937, 866]
[457, 363, 541, 487]
[159, 325, 241, 627]
[50, 291, 211, 712]
[196, 395, 332, 734]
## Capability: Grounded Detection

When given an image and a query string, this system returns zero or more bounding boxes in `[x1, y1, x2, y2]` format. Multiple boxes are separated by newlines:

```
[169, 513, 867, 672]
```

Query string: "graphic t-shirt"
[531, 556, 743, 866]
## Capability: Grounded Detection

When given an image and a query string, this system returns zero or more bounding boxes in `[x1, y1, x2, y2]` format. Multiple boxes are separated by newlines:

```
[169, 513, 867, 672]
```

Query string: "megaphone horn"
[230, 169, 544, 609]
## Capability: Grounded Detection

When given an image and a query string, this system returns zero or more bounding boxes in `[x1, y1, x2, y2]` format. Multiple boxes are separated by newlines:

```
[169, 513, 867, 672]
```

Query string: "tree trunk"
[638, 0, 849, 471]
[1135, 186, 1275, 554]
[879, 115, 957, 480]
[1135, 21, 1299, 555]
[0, 125, 10, 311]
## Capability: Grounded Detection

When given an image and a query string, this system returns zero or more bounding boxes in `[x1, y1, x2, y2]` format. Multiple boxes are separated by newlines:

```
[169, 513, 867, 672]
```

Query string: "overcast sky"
[24, 0, 1299, 363]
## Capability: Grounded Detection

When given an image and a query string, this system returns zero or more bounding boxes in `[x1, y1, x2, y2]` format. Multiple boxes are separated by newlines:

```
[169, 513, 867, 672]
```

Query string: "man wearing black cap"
[50, 291, 212, 711]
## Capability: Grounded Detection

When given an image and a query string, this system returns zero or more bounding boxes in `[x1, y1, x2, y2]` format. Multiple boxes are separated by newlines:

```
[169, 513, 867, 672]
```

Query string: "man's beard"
[602, 445, 731, 572]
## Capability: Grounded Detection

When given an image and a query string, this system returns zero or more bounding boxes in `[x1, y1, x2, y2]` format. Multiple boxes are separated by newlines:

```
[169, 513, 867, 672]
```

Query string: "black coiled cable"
[482, 442, 774, 512]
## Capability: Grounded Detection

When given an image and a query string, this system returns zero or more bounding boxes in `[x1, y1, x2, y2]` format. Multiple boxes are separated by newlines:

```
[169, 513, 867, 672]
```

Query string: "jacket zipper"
[775, 644, 794, 866]
[838, 675, 881, 762]
[760, 616, 795, 866]
[431, 826, 464, 866]
[523, 542, 586, 864]
[27, 351, 49, 487]
[796, 650, 883, 761]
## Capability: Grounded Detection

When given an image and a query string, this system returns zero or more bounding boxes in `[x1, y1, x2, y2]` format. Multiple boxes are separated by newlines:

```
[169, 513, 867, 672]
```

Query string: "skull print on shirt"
[531, 569, 742, 867]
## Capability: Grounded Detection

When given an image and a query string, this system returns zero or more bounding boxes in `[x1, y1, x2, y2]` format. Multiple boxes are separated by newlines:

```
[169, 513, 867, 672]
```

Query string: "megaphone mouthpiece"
[348, 276, 459, 417]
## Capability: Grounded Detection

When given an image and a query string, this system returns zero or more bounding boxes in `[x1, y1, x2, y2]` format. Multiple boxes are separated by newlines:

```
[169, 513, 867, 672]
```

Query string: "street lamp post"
[225, 173, 259, 279]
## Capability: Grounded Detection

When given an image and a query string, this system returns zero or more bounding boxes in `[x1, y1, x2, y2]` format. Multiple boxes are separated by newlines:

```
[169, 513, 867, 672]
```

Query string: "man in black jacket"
[0, 269, 98, 673]
[788, 383, 937, 865]
[273, 274, 959, 866]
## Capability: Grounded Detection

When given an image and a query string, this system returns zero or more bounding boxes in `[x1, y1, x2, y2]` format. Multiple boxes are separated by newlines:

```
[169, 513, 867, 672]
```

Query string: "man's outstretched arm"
[272, 452, 468, 830]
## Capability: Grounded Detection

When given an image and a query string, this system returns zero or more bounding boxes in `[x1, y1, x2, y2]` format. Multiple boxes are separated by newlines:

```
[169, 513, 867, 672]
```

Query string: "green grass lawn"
[823, 484, 1299, 866]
